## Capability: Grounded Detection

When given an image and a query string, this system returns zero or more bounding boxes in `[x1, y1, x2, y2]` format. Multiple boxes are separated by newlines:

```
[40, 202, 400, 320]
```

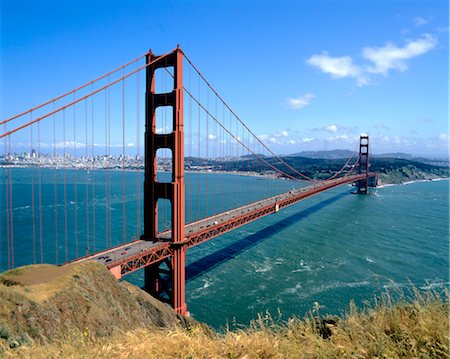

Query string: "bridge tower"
[143, 46, 187, 315]
[357, 135, 369, 194]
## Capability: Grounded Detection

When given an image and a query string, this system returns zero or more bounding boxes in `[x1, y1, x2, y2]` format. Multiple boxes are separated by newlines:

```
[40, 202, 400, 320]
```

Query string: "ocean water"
[1, 168, 448, 329]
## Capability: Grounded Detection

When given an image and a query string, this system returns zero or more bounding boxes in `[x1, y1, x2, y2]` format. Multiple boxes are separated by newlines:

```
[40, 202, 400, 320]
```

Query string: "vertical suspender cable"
[73, 94, 78, 258]
[8, 136, 14, 267]
[107, 78, 112, 246]
[197, 74, 201, 221]
[63, 109, 68, 262]
[52, 104, 58, 264]
[105, 79, 109, 248]
[31, 114, 36, 264]
[136, 63, 141, 239]
[122, 75, 127, 243]
[3, 125, 7, 269]
[85, 99, 90, 255]
[188, 63, 193, 223]
[91, 85, 96, 252]
[205, 88, 209, 217]
[37, 118, 42, 264]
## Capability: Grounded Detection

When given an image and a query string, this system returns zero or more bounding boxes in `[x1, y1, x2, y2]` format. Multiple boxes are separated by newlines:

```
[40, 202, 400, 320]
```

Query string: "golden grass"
[3, 285, 448, 358]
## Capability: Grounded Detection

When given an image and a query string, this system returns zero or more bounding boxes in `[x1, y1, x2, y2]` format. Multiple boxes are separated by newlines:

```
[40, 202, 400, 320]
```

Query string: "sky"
[1, 0, 449, 157]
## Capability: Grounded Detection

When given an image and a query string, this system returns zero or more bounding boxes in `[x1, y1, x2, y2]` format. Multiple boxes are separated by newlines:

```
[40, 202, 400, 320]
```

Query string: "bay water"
[1, 168, 448, 329]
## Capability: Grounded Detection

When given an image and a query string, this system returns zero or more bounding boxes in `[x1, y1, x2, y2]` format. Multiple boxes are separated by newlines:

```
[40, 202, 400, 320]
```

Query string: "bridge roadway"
[73, 173, 376, 279]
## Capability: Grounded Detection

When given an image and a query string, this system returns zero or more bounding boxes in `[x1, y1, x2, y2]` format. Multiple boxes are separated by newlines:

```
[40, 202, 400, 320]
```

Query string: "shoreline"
[377, 177, 449, 188]
[2, 165, 449, 186]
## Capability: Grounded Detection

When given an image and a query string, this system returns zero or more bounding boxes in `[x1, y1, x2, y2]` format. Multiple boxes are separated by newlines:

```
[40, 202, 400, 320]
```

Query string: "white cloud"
[363, 34, 437, 75]
[273, 130, 289, 138]
[208, 134, 217, 140]
[55, 141, 86, 149]
[326, 134, 351, 142]
[286, 93, 315, 109]
[287, 139, 296, 145]
[156, 126, 171, 134]
[413, 16, 428, 26]
[307, 34, 437, 86]
[269, 137, 278, 144]
[307, 53, 368, 86]
[127, 142, 134, 148]
[438, 133, 448, 141]
[324, 124, 338, 133]
[301, 137, 315, 143]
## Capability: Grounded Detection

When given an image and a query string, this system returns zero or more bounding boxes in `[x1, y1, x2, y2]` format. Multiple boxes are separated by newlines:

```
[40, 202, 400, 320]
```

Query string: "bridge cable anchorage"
[181, 54, 316, 182]
[0, 50, 175, 139]
[0, 52, 150, 127]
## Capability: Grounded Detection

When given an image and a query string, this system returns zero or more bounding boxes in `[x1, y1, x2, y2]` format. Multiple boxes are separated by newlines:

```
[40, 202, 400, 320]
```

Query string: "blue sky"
[1, 0, 448, 157]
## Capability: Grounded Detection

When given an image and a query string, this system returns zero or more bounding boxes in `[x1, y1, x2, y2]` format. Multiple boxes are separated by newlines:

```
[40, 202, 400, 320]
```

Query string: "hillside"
[371, 158, 449, 185]
[0, 261, 197, 347]
[197, 155, 449, 184]
[0, 262, 448, 357]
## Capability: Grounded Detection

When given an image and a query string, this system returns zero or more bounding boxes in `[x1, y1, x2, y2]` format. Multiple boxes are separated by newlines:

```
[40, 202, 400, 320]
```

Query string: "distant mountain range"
[288, 149, 355, 159]
[287, 150, 448, 164]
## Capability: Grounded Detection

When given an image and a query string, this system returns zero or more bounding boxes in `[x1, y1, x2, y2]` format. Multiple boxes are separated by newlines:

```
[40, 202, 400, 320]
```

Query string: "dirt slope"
[0, 261, 195, 343]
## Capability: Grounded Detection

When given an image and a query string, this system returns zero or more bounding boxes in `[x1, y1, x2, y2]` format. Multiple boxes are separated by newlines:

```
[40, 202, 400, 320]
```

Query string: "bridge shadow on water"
[186, 191, 349, 282]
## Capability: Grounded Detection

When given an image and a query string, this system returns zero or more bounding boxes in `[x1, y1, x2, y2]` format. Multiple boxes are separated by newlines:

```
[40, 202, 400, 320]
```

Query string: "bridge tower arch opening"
[143, 46, 187, 315]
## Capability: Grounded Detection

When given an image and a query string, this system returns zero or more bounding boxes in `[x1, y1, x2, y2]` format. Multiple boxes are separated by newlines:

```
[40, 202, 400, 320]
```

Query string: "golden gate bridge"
[1, 46, 377, 315]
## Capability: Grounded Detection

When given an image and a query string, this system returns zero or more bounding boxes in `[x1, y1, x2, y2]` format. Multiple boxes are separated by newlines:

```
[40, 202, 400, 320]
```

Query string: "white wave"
[284, 283, 302, 294]
[255, 263, 272, 273]
[13, 205, 31, 211]
[366, 257, 375, 263]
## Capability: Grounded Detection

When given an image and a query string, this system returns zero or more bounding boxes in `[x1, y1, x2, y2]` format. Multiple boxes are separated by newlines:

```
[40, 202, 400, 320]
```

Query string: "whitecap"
[255, 263, 272, 273]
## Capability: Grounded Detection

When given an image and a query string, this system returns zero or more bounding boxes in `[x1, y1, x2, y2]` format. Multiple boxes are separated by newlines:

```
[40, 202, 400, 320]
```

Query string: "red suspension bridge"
[1, 46, 377, 315]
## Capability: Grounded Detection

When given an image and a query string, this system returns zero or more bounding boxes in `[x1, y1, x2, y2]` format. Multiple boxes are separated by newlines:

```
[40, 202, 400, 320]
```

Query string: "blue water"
[1, 168, 448, 329]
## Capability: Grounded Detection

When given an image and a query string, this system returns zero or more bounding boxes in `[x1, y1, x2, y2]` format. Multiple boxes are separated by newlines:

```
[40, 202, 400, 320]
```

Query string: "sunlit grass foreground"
[2, 284, 448, 359]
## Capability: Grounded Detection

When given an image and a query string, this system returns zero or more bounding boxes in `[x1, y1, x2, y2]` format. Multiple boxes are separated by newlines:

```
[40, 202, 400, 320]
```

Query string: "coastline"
[377, 177, 449, 189]
[3, 164, 449, 186]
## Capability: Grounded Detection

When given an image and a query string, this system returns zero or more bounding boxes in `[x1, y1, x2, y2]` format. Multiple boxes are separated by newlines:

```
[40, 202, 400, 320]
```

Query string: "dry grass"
[3, 284, 448, 358]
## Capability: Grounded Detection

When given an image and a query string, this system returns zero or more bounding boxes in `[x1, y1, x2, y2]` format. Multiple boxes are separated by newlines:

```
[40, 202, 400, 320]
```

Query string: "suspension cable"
[182, 85, 309, 183]
[1, 52, 150, 126]
[0, 50, 175, 139]
[182, 52, 317, 182]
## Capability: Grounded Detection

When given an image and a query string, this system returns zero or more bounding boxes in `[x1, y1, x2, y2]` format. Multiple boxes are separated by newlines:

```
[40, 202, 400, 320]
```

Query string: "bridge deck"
[73, 173, 376, 277]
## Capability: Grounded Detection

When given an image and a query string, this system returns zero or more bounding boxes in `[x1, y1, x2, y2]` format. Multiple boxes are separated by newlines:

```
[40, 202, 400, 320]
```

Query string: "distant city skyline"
[2, 0, 448, 157]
